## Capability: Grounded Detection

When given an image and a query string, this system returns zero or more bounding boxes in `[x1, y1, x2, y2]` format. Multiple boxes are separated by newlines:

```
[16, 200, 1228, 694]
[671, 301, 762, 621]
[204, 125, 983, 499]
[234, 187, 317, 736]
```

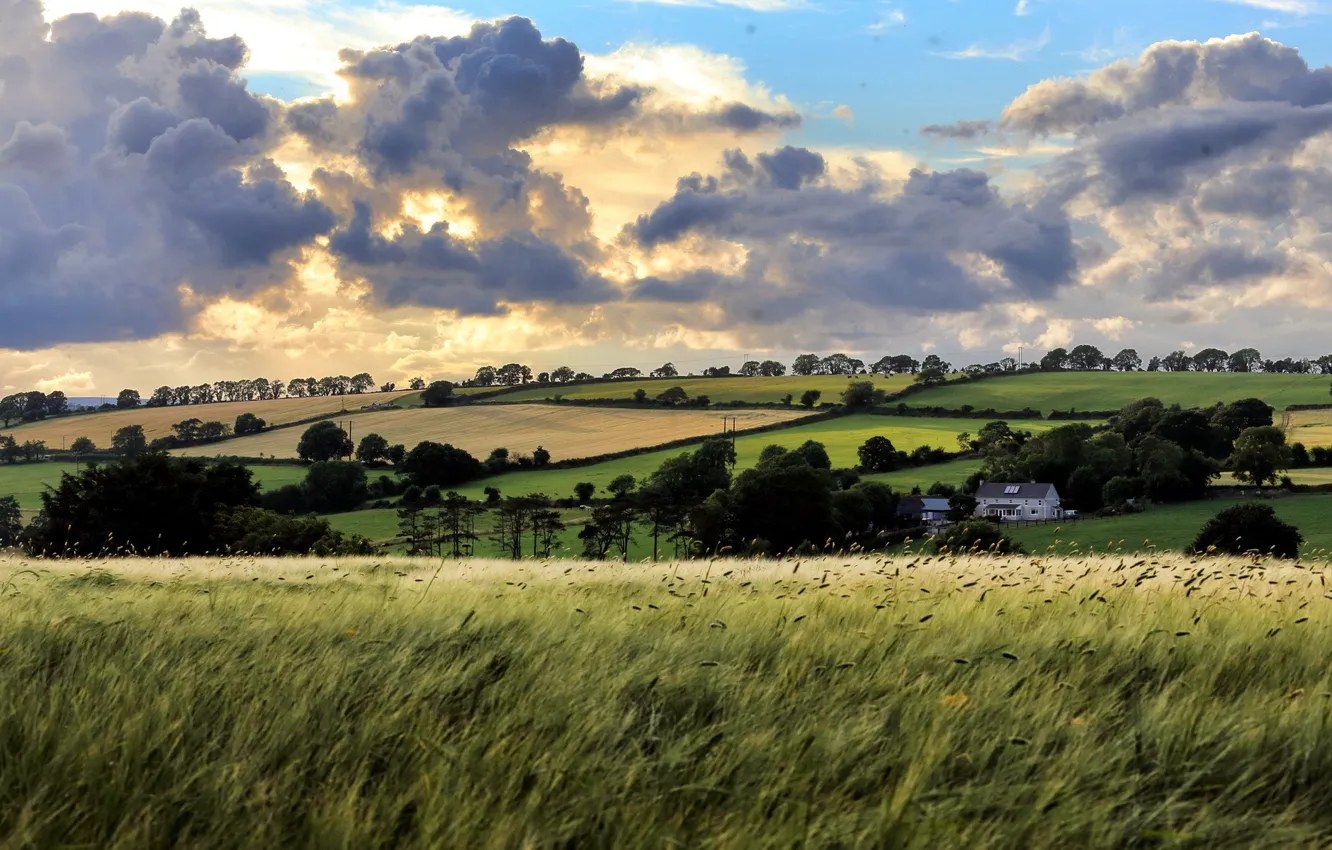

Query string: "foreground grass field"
[5, 553, 1332, 847]
[485, 374, 919, 404]
[0, 390, 414, 448]
[909, 372, 1332, 415]
[177, 405, 808, 462]
[1007, 493, 1332, 556]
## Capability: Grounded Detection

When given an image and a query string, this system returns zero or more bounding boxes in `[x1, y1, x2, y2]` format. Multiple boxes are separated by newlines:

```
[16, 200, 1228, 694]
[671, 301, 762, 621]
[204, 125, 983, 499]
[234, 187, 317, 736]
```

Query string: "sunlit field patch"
[4, 552, 1332, 846]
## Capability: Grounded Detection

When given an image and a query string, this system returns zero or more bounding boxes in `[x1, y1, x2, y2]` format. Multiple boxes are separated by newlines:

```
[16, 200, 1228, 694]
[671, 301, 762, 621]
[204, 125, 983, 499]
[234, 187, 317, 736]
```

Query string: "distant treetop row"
[4, 345, 1332, 428]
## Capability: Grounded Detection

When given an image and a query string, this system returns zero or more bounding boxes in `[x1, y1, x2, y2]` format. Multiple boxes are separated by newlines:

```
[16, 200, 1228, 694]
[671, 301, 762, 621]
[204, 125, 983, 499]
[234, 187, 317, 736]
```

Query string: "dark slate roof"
[975, 482, 1059, 500]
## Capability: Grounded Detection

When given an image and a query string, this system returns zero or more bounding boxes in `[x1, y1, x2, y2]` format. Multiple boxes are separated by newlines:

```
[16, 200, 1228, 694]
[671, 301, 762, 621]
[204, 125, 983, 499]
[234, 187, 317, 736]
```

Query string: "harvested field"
[176, 404, 811, 462]
[484, 374, 919, 404]
[0, 391, 414, 449]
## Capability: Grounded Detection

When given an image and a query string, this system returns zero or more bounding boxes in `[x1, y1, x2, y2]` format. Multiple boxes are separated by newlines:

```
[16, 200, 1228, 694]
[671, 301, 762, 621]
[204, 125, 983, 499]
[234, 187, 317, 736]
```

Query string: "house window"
[1030, 509, 1038, 515]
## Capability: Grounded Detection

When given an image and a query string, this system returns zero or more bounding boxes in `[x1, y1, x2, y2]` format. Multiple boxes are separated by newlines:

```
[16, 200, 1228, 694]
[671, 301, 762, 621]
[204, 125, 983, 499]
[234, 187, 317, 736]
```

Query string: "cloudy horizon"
[4, 0, 1332, 394]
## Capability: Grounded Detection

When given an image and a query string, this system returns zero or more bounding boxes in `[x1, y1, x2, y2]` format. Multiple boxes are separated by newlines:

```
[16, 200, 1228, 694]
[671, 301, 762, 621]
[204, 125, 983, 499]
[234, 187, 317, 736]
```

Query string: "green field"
[862, 457, 984, 493]
[7, 553, 1332, 847]
[908, 372, 1332, 415]
[0, 462, 307, 511]
[1006, 493, 1332, 556]
[483, 374, 918, 405]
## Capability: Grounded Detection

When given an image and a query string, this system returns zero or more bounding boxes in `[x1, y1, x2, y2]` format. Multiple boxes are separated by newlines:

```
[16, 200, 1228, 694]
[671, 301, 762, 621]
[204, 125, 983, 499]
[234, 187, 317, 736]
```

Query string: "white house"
[974, 482, 1063, 522]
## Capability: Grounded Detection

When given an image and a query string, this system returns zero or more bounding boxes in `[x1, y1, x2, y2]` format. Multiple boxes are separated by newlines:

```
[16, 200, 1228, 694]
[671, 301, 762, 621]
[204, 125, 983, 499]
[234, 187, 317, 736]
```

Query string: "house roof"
[898, 496, 951, 513]
[975, 482, 1059, 500]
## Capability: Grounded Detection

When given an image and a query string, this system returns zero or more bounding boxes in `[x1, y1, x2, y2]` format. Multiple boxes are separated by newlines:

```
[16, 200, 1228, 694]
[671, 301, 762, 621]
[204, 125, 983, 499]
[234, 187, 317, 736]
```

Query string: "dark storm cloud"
[627, 148, 1078, 322]
[714, 102, 801, 131]
[0, 0, 330, 349]
[327, 200, 613, 315]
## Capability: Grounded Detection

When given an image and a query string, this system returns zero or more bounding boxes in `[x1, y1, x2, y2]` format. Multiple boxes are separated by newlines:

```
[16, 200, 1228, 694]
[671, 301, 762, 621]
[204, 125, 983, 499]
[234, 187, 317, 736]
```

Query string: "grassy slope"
[1007, 493, 1332, 556]
[7, 553, 1332, 847]
[907, 372, 1332, 414]
[0, 390, 415, 448]
[176, 406, 805, 463]
[862, 457, 985, 493]
[483, 374, 918, 404]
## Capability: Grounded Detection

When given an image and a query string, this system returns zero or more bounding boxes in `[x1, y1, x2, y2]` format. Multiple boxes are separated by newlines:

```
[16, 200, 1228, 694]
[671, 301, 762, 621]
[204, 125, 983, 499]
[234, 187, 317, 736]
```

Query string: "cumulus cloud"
[625, 146, 1079, 325]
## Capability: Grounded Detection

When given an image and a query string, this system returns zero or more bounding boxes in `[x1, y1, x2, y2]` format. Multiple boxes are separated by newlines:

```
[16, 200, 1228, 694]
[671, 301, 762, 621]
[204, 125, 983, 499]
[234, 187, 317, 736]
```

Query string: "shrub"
[1192, 503, 1303, 559]
[932, 521, 1023, 555]
[301, 461, 369, 514]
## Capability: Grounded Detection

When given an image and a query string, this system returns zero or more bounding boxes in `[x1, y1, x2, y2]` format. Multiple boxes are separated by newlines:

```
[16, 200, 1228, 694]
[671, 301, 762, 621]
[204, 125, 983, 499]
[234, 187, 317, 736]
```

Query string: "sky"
[4, 0, 1332, 394]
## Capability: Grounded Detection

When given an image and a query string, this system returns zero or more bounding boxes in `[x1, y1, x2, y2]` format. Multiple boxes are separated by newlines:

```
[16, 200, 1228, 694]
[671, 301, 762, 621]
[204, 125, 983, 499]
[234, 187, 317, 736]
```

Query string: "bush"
[235, 413, 266, 436]
[1192, 503, 1303, 559]
[932, 521, 1023, 555]
[259, 484, 308, 515]
[799, 390, 821, 409]
[421, 381, 455, 407]
[215, 507, 373, 556]
[574, 482, 596, 503]
[403, 441, 482, 488]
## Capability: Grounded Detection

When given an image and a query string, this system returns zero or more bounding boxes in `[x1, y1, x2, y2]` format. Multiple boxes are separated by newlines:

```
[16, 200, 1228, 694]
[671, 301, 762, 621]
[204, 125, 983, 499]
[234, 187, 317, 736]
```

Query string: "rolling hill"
[175, 405, 809, 463]
[1, 391, 415, 449]
[479, 374, 918, 405]
[904, 372, 1332, 414]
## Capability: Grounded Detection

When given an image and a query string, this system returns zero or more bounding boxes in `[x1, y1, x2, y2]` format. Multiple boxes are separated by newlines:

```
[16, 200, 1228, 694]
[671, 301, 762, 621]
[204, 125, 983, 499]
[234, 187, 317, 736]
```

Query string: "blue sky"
[249, 0, 1332, 152]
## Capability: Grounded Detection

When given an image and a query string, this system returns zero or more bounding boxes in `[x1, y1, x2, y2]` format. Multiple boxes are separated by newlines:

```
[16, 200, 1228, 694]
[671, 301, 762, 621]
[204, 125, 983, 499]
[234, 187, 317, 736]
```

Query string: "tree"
[0, 436, 18, 465]
[356, 433, 391, 465]
[408, 377, 426, 390]
[650, 362, 678, 379]
[759, 360, 786, 377]
[1193, 503, 1302, 559]
[533, 446, 551, 467]
[921, 354, 951, 374]
[841, 381, 885, 409]
[932, 521, 1022, 554]
[791, 354, 821, 376]
[608, 367, 643, 380]
[574, 482, 596, 503]
[702, 366, 730, 378]
[302, 461, 369, 514]
[1161, 350, 1193, 372]
[1065, 465, 1105, 512]
[1111, 349, 1142, 371]
[607, 474, 637, 499]
[1211, 398, 1274, 440]
[22, 454, 260, 557]
[656, 386, 688, 405]
[1068, 345, 1105, 371]
[0, 495, 20, 547]
[1040, 348, 1069, 371]
[799, 389, 822, 409]
[857, 436, 903, 473]
[421, 381, 455, 407]
[1146, 356, 1162, 372]
[69, 437, 96, 456]
[116, 389, 141, 409]
[1102, 475, 1144, 505]
[946, 494, 978, 522]
[387, 444, 407, 466]
[111, 425, 147, 458]
[633, 388, 648, 403]
[739, 360, 761, 377]
[472, 366, 497, 387]
[1229, 348, 1263, 373]
[44, 391, 69, 416]
[297, 421, 352, 463]
[1193, 348, 1230, 372]
[403, 441, 482, 488]
[235, 413, 267, 436]
[551, 366, 577, 383]
[498, 363, 532, 385]
[1230, 426, 1290, 487]
[914, 368, 947, 387]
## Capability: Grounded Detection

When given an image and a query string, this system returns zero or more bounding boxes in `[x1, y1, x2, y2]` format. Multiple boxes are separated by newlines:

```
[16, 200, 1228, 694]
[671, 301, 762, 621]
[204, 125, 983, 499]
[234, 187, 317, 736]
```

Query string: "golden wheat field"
[1, 391, 415, 449]
[174, 404, 808, 461]
[5, 551, 1332, 847]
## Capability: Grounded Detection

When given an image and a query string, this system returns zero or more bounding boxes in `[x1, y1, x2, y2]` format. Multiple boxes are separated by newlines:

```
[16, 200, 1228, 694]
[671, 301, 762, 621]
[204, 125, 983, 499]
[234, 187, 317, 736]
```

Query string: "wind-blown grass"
[4, 552, 1332, 847]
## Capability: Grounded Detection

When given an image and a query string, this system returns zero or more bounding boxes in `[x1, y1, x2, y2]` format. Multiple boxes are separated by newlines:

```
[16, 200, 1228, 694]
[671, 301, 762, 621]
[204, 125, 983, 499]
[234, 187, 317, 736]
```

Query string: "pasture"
[483, 374, 918, 405]
[0, 390, 414, 449]
[907, 372, 1332, 415]
[176, 405, 809, 463]
[0, 461, 307, 512]
[1006, 493, 1332, 556]
[5, 553, 1332, 847]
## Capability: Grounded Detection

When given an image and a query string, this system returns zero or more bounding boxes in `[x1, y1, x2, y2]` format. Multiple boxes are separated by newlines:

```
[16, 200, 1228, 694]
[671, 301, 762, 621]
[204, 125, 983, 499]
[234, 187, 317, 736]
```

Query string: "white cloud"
[1091, 317, 1138, 340]
[1015, 0, 1029, 15]
[868, 9, 907, 31]
[937, 26, 1051, 61]
[41, 0, 474, 92]
[613, 0, 810, 9]
[1215, 0, 1320, 13]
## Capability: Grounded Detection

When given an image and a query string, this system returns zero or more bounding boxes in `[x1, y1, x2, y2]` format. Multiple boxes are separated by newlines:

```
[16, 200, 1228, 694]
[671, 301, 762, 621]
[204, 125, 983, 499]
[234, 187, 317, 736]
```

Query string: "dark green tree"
[356, 433, 391, 464]
[235, 412, 267, 436]
[298, 421, 353, 462]
[421, 380, 455, 407]
[301, 461, 369, 513]
[799, 389, 822, 408]
[403, 441, 482, 488]
[111, 425, 147, 458]
[1193, 503, 1302, 559]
